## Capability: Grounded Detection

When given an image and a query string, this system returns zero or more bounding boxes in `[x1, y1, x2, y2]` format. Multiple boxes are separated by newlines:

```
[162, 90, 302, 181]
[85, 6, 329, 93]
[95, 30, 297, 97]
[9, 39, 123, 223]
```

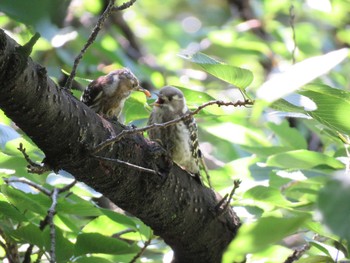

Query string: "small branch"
[216, 179, 241, 216]
[48, 188, 58, 263]
[283, 244, 310, 263]
[93, 155, 158, 175]
[4, 178, 51, 196]
[57, 179, 77, 193]
[289, 2, 297, 64]
[93, 99, 254, 154]
[17, 32, 40, 58]
[114, 0, 137, 11]
[129, 237, 152, 263]
[64, 0, 116, 90]
[4, 177, 76, 263]
[17, 143, 51, 174]
[114, 228, 136, 238]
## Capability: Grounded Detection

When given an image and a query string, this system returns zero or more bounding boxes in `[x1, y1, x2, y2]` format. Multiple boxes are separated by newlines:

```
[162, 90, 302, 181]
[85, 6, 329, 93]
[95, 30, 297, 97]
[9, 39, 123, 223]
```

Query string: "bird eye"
[156, 97, 165, 104]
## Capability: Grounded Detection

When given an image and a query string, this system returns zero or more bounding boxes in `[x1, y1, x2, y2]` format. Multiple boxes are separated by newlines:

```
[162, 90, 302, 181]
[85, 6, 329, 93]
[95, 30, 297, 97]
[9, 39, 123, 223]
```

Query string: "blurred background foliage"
[0, 0, 350, 262]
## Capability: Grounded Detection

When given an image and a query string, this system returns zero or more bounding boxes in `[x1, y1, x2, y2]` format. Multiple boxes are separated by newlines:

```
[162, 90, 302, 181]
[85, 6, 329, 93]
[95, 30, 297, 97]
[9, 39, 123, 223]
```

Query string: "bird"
[148, 86, 203, 184]
[81, 68, 151, 119]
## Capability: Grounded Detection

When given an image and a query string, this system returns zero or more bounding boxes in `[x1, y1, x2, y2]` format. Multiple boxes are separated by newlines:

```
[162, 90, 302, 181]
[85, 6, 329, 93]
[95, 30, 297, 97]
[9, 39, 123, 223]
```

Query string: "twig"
[283, 244, 310, 263]
[64, 0, 116, 90]
[17, 143, 51, 174]
[129, 238, 152, 263]
[17, 32, 41, 58]
[4, 178, 51, 196]
[114, 228, 136, 238]
[216, 179, 241, 216]
[48, 188, 59, 263]
[93, 155, 158, 175]
[114, 0, 137, 11]
[4, 178, 76, 262]
[93, 99, 254, 154]
[289, 3, 297, 64]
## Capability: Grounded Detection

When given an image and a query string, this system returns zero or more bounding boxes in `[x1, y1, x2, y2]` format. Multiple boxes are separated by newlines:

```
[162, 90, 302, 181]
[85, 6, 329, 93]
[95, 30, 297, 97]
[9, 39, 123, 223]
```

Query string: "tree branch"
[64, 0, 116, 90]
[93, 99, 254, 154]
[0, 29, 240, 263]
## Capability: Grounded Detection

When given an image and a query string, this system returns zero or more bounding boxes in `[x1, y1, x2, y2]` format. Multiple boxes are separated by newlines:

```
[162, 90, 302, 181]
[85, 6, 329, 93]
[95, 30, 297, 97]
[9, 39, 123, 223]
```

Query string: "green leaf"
[180, 52, 253, 90]
[13, 223, 44, 247]
[74, 256, 114, 263]
[123, 93, 150, 124]
[224, 215, 310, 259]
[0, 0, 69, 39]
[101, 209, 138, 230]
[318, 176, 350, 244]
[295, 255, 334, 263]
[0, 200, 26, 222]
[267, 121, 307, 149]
[266, 150, 344, 169]
[1, 185, 50, 215]
[43, 227, 74, 263]
[270, 98, 308, 114]
[176, 86, 216, 105]
[244, 185, 296, 208]
[299, 84, 350, 135]
[74, 233, 139, 256]
[56, 200, 101, 217]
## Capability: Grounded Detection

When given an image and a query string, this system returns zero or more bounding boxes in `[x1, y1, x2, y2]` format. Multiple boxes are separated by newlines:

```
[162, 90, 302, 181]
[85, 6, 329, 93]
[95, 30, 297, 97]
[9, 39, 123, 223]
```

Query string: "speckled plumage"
[148, 86, 202, 183]
[81, 68, 150, 118]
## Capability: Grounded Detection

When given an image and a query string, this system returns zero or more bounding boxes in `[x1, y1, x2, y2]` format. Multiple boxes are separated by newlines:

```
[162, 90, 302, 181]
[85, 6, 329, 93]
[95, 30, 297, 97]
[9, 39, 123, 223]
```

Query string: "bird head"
[103, 68, 151, 98]
[154, 86, 187, 114]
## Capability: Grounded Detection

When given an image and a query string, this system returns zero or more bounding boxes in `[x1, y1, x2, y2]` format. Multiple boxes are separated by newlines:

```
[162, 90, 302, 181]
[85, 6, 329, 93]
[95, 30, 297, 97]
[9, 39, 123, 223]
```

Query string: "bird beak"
[136, 86, 151, 98]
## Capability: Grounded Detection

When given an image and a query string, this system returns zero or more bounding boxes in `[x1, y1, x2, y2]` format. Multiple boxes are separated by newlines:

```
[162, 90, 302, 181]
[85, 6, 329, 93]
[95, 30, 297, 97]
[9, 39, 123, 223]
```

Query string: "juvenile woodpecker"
[81, 68, 151, 118]
[148, 86, 202, 184]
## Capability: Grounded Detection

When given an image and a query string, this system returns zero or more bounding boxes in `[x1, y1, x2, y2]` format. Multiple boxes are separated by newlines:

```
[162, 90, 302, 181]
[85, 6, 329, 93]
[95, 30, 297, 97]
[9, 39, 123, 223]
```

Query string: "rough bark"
[0, 29, 240, 263]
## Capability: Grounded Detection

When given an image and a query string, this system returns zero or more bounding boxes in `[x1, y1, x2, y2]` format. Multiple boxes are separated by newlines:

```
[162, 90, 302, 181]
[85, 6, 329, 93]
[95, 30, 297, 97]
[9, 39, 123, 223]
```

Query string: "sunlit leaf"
[74, 233, 139, 255]
[1, 185, 50, 215]
[244, 185, 297, 208]
[224, 215, 310, 260]
[0, 200, 26, 222]
[44, 227, 74, 263]
[13, 223, 44, 247]
[299, 84, 350, 135]
[266, 150, 344, 169]
[267, 121, 307, 149]
[318, 175, 350, 244]
[257, 48, 349, 102]
[0, 0, 69, 39]
[179, 52, 253, 90]
[74, 256, 114, 263]
[296, 255, 334, 263]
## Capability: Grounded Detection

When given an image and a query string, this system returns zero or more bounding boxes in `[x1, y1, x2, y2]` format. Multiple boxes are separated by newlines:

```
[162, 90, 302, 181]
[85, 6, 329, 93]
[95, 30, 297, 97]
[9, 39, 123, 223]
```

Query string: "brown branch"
[114, 0, 137, 11]
[17, 143, 51, 174]
[0, 29, 240, 262]
[64, 0, 116, 90]
[283, 244, 310, 263]
[93, 99, 254, 154]
[4, 177, 76, 263]
[4, 178, 51, 196]
[129, 237, 152, 263]
[219, 180, 242, 214]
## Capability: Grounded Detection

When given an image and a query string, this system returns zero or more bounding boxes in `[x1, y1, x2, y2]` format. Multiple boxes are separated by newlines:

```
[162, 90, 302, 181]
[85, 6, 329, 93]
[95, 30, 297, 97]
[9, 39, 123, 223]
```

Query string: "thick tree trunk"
[0, 29, 240, 263]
